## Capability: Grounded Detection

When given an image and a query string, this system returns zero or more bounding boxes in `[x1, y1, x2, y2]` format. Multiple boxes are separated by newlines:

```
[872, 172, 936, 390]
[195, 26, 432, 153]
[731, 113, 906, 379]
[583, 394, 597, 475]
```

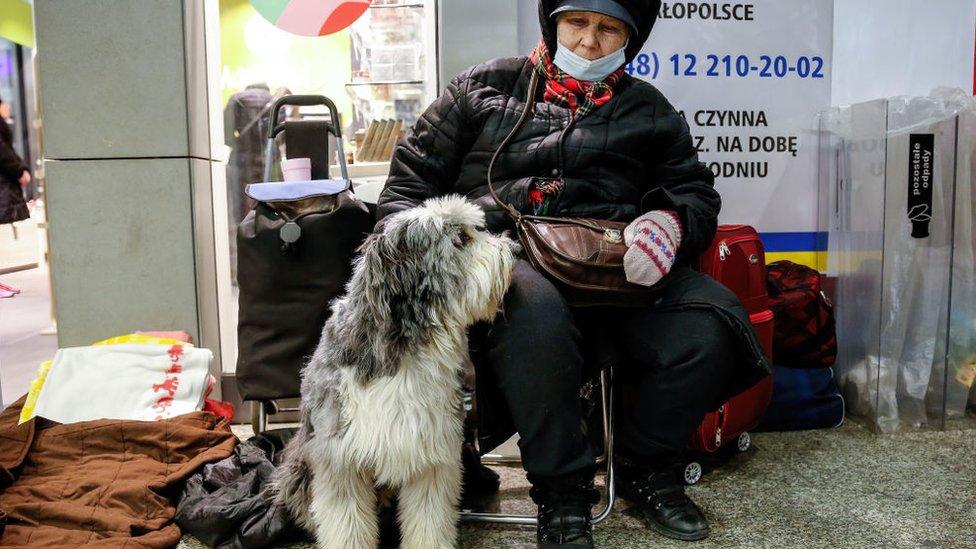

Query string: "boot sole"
[642, 515, 710, 542]
[537, 540, 594, 549]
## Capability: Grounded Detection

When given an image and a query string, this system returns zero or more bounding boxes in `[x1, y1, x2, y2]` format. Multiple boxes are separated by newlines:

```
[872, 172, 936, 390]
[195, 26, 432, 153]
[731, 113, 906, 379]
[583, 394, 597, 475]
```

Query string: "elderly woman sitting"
[376, 1, 768, 547]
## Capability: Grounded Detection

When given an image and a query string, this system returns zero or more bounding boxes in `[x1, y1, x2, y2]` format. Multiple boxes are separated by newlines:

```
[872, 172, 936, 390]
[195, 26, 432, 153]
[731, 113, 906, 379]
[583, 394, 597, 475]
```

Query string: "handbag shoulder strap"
[487, 67, 541, 222]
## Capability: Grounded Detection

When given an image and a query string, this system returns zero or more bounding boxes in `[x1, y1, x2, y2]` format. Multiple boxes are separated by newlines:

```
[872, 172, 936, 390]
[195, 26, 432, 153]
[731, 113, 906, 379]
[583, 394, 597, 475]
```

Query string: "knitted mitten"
[623, 210, 683, 287]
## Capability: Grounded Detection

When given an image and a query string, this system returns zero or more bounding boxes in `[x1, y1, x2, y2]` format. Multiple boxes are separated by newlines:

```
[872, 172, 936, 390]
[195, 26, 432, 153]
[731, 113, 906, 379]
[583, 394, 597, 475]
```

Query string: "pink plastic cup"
[281, 157, 312, 181]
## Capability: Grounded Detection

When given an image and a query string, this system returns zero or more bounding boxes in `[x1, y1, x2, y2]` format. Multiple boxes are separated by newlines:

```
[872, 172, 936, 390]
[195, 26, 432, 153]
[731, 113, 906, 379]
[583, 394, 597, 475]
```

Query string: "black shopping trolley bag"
[237, 183, 371, 400]
[236, 95, 373, 401]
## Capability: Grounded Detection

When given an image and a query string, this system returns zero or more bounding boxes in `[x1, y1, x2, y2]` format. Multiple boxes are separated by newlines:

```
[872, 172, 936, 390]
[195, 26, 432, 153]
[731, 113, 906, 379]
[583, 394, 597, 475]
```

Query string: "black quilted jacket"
[375, 0, 719, 265]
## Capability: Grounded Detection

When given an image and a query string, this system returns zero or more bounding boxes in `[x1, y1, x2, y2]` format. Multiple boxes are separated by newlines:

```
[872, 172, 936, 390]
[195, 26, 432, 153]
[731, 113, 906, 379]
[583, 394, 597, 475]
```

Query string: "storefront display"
[346, 1, 436, 147]
[220, 0, 435, 160]
[823, 90, 976, 432]
[217, 0, 436, 269]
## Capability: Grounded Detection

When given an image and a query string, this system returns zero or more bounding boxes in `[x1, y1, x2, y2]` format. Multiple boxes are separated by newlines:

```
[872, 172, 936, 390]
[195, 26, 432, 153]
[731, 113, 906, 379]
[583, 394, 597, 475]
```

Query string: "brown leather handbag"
[487, 69, 657, 308]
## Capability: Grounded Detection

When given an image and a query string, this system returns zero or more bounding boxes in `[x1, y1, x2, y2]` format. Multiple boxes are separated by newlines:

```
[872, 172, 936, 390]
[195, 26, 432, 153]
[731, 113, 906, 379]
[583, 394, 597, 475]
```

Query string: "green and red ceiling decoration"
[250, 0, 372, 36]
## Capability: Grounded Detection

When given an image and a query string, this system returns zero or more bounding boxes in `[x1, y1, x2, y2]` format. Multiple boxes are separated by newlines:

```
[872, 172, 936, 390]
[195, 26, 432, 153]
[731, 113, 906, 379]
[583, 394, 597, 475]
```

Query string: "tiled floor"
[0, 199, 55, 405]
[0, 208, 41, 273]
[179, 419, 976, 549]
[0, 266, 57, 406]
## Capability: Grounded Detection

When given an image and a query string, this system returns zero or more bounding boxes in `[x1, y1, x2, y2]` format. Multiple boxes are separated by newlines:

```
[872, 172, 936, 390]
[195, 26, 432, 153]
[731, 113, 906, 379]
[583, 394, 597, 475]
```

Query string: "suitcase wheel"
[682, 461, 703, 485]
[736, 432, 751, 452]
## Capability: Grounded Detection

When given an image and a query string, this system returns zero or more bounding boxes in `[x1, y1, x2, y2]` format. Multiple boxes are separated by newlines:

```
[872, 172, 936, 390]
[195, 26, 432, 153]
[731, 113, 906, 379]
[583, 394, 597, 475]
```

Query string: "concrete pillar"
[437, 0, 520, 85]
[34, 0, 228, 389]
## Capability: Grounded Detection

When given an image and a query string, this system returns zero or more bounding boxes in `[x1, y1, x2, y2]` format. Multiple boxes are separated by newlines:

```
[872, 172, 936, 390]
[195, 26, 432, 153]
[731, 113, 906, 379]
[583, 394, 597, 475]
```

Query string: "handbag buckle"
[604, 229, 623, 243]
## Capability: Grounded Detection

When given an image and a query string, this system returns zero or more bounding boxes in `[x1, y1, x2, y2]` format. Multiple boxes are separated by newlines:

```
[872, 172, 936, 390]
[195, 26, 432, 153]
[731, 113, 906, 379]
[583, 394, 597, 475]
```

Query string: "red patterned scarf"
[529, 38, 624, 119]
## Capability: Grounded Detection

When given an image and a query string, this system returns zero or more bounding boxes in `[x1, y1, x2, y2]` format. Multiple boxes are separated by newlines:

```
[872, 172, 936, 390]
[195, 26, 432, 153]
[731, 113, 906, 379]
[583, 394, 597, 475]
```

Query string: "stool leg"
[592, 368, 615, 524]
[458, 511, 538, 525]
[460, 368, 617, 526]
[251, 400, 268, 434]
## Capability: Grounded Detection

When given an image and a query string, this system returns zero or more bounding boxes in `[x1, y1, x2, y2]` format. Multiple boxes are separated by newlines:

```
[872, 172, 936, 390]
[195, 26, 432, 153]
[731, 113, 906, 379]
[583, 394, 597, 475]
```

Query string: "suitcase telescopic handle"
[267, 94, 349, 181]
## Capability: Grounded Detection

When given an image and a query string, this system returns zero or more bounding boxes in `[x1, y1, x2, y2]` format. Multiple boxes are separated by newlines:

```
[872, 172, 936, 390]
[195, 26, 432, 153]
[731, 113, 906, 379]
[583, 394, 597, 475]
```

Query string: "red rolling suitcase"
[689, 225, 774, 456]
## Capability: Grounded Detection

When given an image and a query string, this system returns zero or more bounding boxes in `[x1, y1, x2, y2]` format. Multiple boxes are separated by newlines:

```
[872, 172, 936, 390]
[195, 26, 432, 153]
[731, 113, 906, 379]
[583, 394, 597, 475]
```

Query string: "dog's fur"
[274, 196, 518, 549]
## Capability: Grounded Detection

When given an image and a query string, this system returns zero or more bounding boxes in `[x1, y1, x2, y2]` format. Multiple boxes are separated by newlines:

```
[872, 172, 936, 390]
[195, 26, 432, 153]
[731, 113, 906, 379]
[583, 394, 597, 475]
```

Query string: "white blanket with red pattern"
[31, 343, 211, 424]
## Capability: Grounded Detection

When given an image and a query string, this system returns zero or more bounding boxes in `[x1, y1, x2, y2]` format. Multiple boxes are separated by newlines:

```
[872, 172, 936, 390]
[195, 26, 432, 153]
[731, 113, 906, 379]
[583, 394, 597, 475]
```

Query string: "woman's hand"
[18, 170, 31, 187]
[623, 210, 683, 287]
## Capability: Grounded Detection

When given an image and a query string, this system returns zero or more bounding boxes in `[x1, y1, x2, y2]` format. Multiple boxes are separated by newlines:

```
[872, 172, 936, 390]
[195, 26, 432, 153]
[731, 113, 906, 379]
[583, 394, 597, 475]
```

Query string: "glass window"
[214, 0, 438, 375]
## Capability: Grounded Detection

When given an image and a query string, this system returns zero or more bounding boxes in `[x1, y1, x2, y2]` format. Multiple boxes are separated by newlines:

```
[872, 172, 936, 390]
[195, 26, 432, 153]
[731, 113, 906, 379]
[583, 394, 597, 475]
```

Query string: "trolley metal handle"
[264, 94, 349, 182]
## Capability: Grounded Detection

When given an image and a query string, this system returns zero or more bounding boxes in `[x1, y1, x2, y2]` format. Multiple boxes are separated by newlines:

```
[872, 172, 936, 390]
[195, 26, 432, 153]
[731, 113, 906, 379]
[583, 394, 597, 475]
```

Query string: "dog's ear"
[358, 230, 399, 264]
[322, 231, 399, 381]
[348, 218, 457, 380]
[353, 231, 393, 327]
[383, 217, 449, 334]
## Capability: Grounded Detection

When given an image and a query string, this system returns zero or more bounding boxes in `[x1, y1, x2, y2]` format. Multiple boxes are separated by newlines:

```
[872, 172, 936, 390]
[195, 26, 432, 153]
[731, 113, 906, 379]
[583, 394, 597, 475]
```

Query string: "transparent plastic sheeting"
[821, 89, 976, 432]
[947, 92, 976, 427]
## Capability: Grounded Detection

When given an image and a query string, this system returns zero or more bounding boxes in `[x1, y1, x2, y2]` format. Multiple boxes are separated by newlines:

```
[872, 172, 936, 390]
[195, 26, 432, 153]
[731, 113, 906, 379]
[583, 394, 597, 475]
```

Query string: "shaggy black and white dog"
[274, 196, 518, 549]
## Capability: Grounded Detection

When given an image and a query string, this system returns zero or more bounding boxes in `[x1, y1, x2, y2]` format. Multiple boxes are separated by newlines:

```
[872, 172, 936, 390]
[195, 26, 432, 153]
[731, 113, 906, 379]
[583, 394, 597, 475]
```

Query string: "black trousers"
[478, 260, 737, 482]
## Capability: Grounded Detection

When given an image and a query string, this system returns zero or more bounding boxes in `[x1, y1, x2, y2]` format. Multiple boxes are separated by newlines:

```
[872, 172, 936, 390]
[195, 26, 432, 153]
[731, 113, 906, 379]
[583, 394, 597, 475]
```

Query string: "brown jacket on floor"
[0, 396, 237, 548]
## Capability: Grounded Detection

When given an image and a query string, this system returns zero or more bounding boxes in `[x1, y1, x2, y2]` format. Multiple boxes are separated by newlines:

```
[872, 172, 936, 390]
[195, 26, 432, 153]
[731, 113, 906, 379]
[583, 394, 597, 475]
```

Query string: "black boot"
[530, 469, 599, 548]
[461, 441, 501, 497]
[616, 460, 709, 541]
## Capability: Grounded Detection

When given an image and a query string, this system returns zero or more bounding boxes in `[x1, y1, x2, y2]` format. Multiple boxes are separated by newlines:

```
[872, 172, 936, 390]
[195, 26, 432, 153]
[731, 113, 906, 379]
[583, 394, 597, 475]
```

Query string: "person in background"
[223, 82, 272, 285]
[224, 82, 273, 224]
[376, 1, 769, 547]
[0, 94, 31, 227]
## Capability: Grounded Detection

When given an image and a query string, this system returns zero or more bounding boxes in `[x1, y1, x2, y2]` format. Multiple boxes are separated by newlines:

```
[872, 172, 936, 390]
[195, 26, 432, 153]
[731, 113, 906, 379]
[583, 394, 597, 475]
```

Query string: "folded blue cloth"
[245, 180, 349, 202]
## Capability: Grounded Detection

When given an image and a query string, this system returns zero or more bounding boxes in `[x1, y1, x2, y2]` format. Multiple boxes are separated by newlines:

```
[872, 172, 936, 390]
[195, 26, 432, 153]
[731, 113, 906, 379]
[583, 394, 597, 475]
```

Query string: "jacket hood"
[538, 0, 661, 64]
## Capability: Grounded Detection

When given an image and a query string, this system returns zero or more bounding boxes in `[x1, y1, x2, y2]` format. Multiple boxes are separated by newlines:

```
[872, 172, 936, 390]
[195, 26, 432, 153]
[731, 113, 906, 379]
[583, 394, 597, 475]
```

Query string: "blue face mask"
[553, 42, 628, 82]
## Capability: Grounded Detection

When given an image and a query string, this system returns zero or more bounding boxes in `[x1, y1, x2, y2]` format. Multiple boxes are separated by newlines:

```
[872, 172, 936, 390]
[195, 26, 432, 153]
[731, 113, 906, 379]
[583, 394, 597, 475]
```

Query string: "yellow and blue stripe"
[759, 232, 828, 272]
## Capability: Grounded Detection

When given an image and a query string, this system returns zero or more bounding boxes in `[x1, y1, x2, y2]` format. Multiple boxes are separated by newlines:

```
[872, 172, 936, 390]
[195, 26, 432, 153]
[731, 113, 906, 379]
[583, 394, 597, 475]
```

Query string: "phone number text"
[626, 53, 827, 80]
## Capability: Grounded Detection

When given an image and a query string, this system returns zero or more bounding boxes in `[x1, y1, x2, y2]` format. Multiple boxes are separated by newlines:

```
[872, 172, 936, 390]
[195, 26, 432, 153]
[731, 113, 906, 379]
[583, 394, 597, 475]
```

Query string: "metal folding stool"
[460, 368, 616, 526]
